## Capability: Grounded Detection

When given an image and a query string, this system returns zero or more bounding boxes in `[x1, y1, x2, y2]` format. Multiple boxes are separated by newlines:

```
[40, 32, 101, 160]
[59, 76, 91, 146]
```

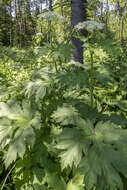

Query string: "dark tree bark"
[71, 0, 85, 64]
[47, 0, 52, 42]
[9, 0, 13, 46]
[117, 0, 121, 40]
[105, 0, 109, 31]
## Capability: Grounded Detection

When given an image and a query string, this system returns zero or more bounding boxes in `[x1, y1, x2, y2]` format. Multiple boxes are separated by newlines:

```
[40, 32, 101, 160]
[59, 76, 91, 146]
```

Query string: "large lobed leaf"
[24, 67, 55, 102]
[52, 104, 80, 125]
[54, 110, 127, 190]
[56, 70, 88, 90]
[24, 79, 52, 102]
[0, 101, 41, 168]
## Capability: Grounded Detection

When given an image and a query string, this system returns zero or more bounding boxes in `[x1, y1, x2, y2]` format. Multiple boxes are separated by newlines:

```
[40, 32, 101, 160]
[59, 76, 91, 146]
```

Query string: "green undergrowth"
[0, 37, 127, 190]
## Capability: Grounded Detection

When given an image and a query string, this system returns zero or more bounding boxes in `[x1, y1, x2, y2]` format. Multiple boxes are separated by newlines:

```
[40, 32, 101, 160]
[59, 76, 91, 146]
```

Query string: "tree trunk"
[9, 0, 12, 46]
[105, 0, 109, 31]
[14, 0, 18, 46]
[117, 0, 121, 40]
[71, 0, 84, 64]
[100, 2, 103, 23]
[18, 0, 23, 47]
[47, 0, 52, 43]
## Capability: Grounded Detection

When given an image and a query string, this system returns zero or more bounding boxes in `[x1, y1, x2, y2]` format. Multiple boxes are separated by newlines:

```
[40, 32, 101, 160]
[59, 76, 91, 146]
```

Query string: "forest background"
[1, 0, 127, 190]
[1, 0, 127, 47]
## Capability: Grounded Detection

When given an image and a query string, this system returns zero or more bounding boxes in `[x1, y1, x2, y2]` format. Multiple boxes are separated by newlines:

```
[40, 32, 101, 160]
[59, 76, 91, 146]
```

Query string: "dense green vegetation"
[1, 0, 127, 190]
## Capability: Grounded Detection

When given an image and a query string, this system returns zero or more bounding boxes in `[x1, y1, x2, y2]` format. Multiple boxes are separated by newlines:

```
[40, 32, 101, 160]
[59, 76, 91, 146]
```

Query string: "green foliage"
[1, 28, 127, 190]
[66, 173, 84, 190]
[35, 41, 73, 64]
[53, 107, 127, 190]
[52, 104, 80, 125]
[0, 101, 41, 168]
[1, 0, 127, 189]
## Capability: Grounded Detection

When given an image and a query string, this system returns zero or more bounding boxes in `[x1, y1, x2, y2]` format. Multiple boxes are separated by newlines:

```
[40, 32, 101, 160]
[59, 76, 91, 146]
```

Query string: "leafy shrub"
[1, 38, 127, 190]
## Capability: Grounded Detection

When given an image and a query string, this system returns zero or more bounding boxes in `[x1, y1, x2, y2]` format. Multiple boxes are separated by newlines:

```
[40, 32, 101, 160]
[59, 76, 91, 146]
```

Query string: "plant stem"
[0, 163, 16, 190]
[54, 61, 58, 72]
[90, 50, 94, 110]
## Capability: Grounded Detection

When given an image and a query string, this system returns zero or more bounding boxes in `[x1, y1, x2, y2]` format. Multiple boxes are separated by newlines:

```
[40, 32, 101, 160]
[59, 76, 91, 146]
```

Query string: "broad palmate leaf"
[24, 67, 54, 102]
[0, 101, 41, 168]
[55, 117, 127, 190]
[24, 79, 52, 102]
[52, 104, 80, 125]
[56, 70, 88, 90]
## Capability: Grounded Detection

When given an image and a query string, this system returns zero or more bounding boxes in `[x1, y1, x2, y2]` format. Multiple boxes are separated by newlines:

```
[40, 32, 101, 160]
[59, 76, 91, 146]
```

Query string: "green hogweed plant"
[1, 22, 127, 190]
[74, 20, 104, 110]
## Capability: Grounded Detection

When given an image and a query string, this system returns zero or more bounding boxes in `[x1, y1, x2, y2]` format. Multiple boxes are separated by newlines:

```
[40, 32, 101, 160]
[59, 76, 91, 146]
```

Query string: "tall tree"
[71, 0, 86, 64]
[0, 0, 12, 45]
[47, 0, 53, 42]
